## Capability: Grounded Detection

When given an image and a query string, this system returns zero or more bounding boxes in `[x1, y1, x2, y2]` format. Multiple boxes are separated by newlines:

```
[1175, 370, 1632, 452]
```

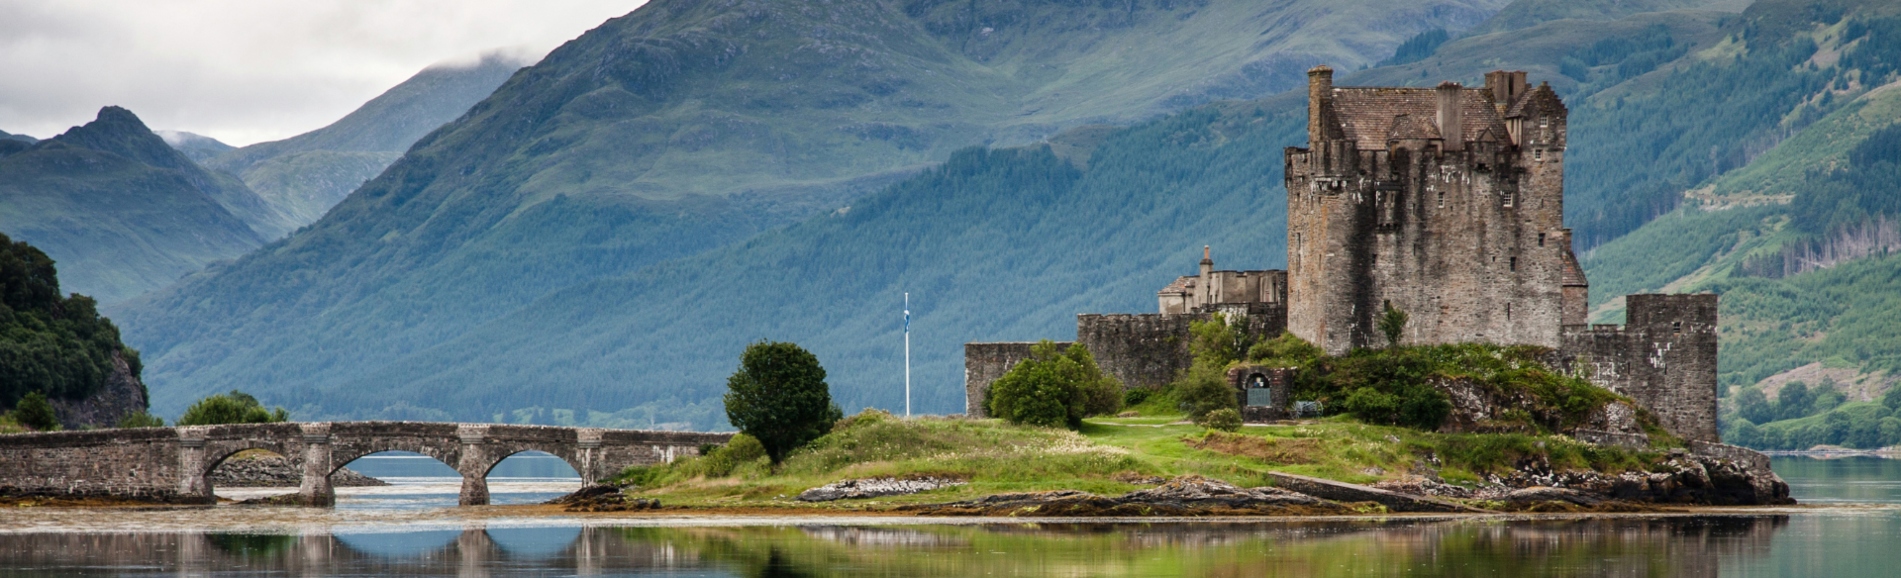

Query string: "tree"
[986, 340, 1123, 429]
[177, 390, 289, 426]
[11, 391, 59, 431]
[723, 341, 842, 462]
[1175, 363, 1238, 423]
[1736, 386, 1776, 425]
[1776, 382, 1813, 421]
[1378, 300, 1408, 348]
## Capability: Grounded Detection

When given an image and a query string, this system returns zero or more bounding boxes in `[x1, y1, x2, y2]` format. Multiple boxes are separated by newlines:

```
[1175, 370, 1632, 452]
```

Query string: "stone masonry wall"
[963, 342, 1070, 417]
[0, 422, 731, 505]
[1554, 294, 1720, 442]
[1077, 314, 1200, 393]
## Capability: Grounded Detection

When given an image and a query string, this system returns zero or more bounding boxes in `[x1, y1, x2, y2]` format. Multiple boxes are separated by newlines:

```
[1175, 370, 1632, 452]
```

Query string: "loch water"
[1, 455, 1898, 577]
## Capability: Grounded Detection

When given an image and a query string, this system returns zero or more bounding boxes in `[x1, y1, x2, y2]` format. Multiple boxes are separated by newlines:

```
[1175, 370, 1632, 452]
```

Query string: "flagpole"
[904, 292, 911, 418]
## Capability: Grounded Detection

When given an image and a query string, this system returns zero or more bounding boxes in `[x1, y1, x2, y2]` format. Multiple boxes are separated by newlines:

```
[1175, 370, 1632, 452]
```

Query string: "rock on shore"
[798, 477, 965, 502]
[900, 475, 1349, 516]
[209, 455, 387, 488]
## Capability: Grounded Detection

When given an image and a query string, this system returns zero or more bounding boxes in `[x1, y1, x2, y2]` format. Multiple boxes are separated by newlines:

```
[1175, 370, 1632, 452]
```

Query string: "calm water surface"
[0, 456, 1896, 577]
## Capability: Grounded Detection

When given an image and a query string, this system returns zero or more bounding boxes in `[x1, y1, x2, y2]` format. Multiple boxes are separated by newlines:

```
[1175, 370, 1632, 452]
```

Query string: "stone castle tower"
[966, 67, 1720, 443]
[1284, 66, 1588, 353]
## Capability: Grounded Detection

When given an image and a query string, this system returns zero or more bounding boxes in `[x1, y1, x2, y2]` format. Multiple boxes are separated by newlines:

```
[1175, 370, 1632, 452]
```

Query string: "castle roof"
[1158, 275, 1196, 296]
[1561, 249, 1588, 287]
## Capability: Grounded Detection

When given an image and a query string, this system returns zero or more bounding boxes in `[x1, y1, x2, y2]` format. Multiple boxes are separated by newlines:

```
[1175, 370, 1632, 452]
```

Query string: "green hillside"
[205, 55, 526, 227]
[0, 108, 267, 303]
[272, 103, 1303, 425]
[117, 0, 1504, 418]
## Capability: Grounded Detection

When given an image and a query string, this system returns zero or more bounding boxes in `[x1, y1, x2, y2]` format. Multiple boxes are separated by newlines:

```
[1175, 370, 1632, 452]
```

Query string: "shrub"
[723, 341, 843, 462]
[683, 433, 771, 478]
[116, 411, 165, 428]
[177, 390, 289, 425]
[986, 340, 1122, 429]
[1175, 362, 1238, 422]
[1246, 332, 1323, 366]
[1199, 408, 1242, 432]
[11, 391, 59, 431]
[1123, 387, 1151, 407]
[1378, 300, 1409, 348]
[1187, 313, 1253, 366]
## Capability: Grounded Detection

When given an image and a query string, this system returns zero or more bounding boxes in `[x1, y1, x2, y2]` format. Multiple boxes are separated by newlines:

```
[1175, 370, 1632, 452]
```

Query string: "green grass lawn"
[612, 409, 1662, 509]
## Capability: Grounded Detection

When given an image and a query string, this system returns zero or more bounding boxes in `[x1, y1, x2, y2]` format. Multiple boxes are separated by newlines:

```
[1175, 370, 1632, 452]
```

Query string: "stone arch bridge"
[0, 422, 730, 506]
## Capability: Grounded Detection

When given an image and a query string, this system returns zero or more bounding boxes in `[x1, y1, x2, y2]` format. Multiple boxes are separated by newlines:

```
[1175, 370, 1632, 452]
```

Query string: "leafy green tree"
[1777, 382, 1814, 422]
[1246, 332, 1323, 367]
[723, 341, 842, 462]
[1187, 313, 1252, 367]
[1378, 301, 1408, 348]
[987, 340, 1122, 429]
[11, 391, 59, 431]
[177, 390, 289, 425]
[1884, 386, 1901, 412]
[1735, 386, 1776, 425]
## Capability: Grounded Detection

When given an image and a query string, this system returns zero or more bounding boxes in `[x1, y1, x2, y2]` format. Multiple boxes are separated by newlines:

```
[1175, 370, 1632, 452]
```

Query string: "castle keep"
[966, 67, 1720, 443]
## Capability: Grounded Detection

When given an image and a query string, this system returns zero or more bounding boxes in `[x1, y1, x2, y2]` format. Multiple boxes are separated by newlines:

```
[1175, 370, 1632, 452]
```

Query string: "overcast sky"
[0, 0, 645, 146]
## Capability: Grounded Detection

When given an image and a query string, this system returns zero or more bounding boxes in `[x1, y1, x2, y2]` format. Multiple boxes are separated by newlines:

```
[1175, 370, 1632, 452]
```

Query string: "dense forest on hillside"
[0, 233, 141, 409]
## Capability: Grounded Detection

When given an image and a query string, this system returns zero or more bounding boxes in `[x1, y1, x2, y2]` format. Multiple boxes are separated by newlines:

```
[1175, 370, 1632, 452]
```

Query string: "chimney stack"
[1437, 81, 1463, 151]
[1200, 246, 1214, 306]
[1308, 65, 1333, 146]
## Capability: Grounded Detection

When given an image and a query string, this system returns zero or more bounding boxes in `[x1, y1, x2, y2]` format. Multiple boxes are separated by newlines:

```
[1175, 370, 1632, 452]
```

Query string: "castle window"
[1672, 321, 1683, 333]
[1437, 191, 1445, 208]
[1509, 256, 1517, 272]
[1506, 303, 1512, 320]
[1534, 149, 1543, 161]
[1503, 190, 1514, 207]
[1538, 233, 1546, 247]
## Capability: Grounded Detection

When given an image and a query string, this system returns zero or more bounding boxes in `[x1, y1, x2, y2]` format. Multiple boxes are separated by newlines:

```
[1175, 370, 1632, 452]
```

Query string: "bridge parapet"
[0, 422, 731, 506]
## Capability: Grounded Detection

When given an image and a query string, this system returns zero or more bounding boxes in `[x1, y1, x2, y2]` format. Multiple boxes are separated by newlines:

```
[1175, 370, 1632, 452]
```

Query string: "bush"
[723, 341, 843, 462]
[1378, 300, 1408, 348]
[1246, 332, 1323, 366]
[683, 433, 771, 478]
[177, 390, 289, 425]
[116, 411, 165, 428]
[1175, 363, 1238, 422]
[1123, 387, 1151, 407]
[986, 340, 1123, 429]
[10, 391, 59, 431]
[1199, 408, 1242, 432]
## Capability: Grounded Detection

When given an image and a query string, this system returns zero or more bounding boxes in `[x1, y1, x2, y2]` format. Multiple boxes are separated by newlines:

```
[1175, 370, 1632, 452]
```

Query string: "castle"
[966, 67, 1720, 443]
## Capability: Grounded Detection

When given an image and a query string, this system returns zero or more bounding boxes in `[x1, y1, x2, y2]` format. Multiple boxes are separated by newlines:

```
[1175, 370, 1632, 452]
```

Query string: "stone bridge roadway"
[0, 422, 731, 506]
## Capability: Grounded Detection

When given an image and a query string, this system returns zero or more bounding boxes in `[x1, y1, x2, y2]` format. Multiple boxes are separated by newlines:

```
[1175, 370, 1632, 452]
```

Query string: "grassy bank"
[611, 409, 1662, 510]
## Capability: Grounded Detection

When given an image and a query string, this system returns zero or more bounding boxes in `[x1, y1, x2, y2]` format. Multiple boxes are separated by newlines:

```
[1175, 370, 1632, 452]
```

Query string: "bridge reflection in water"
[0, 516, 1806, 577]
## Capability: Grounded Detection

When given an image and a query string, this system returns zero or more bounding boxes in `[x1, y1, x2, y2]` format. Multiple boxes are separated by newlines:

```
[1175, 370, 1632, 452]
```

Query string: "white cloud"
[0, 0, 645, 146]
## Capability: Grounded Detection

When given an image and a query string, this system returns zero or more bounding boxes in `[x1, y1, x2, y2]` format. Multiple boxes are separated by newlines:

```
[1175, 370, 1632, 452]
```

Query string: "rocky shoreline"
[554, 442, 1791, 515]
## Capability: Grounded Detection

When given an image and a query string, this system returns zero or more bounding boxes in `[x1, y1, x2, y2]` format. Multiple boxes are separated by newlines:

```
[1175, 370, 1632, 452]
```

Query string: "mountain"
[0, 129, 34, 143]
[203, 54, 527, 228]
[155, 131, 235, 164]
[0, 107, 266, 304]
[117, 0, 1507, 418]
[1465, 0, 1749, 35]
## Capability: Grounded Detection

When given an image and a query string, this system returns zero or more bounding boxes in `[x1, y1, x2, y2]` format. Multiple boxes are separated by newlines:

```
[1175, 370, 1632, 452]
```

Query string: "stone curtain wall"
[1555, 294, 1720, 442]
[0, 427, 186, 501]
[962, 342, 1069, 417]
[1078, 314, 1199, 392]
[965, 309, 1290, 417]
[0, 422, 730, 505]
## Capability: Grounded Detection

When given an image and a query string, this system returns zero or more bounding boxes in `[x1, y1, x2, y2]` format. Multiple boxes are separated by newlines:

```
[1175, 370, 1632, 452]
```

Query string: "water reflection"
[1772, 456, 1901, 504]
[0, 517, 1815, 577]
